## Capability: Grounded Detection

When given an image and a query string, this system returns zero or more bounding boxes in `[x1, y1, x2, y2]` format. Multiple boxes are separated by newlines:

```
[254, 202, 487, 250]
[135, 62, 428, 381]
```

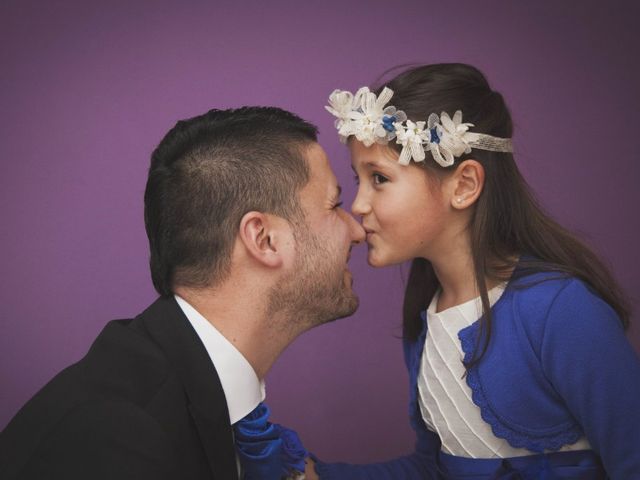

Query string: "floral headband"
[325, 86, 513, 167]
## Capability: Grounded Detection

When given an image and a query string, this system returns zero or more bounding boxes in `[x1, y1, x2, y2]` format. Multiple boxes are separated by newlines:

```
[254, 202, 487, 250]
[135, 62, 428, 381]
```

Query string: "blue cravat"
[234, 402, 308, 479]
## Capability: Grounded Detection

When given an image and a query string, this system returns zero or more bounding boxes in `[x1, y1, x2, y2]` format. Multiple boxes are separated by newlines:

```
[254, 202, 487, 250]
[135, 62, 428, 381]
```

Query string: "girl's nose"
[351, 189, 370, 217]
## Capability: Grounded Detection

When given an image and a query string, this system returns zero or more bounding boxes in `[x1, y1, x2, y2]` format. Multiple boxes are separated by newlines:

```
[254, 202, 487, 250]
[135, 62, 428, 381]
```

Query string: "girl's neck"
[430, 252, 476, 312]
[430, 251, 508, 313]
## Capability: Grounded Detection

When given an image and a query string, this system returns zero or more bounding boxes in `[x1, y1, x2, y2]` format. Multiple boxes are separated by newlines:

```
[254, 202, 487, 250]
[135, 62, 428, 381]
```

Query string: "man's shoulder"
[9, 311, 175, 419]
[1, 396, 181, 480]
[82, 316, 172, 399]
[0, 304, 182, 479]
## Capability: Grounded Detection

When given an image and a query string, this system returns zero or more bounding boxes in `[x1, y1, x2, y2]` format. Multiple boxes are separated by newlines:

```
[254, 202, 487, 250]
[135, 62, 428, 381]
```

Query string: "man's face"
[271, 143, 365, 328]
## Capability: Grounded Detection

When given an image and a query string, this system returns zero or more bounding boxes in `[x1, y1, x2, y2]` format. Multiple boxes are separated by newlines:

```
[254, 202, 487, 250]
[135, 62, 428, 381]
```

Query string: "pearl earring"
[456, 197, 463, 204]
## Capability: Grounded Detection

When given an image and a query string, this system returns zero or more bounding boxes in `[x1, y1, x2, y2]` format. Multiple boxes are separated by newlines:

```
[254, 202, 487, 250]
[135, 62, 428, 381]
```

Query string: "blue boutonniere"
[234, 403, 308, 479]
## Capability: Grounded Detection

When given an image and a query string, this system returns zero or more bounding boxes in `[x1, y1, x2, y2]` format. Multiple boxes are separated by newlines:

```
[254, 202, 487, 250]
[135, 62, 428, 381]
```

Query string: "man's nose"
[347, 213, 365, 244]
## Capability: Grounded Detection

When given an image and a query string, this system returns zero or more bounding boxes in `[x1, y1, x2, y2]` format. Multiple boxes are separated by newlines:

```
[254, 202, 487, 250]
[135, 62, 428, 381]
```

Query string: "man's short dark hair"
[144, 107, 318, 296]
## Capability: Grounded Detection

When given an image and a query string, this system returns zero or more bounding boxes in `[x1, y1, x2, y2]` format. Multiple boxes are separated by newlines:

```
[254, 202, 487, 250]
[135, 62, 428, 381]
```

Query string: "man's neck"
[174, 284, 301, 380]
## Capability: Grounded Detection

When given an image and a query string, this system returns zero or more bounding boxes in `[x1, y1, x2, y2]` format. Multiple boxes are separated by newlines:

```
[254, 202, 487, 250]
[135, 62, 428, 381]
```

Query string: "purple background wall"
[2, 0, 639, 463]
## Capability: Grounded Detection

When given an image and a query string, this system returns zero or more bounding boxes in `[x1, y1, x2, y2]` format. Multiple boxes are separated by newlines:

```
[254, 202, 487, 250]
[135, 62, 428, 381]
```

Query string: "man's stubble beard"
[267, 225, 358, 333]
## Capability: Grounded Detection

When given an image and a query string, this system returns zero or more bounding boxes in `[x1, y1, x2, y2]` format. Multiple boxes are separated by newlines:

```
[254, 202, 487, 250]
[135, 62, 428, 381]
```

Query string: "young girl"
[309, 63, 640, 479]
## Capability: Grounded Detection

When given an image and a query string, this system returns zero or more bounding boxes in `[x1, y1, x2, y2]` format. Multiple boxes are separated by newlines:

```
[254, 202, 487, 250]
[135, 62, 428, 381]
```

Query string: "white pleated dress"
[417, 284, 591, 458]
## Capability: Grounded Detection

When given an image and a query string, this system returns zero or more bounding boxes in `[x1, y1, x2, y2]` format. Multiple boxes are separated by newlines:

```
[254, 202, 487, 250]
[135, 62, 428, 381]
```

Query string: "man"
[0, 107, 365, 479]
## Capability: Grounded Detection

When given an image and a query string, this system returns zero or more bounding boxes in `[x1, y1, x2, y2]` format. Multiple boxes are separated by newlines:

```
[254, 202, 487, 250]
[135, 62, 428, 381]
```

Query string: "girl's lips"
[362, 225, 375, 243]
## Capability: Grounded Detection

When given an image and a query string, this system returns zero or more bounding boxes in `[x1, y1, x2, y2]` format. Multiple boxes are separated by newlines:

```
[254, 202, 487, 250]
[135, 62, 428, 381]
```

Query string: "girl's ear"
[237, 211, 289, 268]
[449, 159, 485, 209]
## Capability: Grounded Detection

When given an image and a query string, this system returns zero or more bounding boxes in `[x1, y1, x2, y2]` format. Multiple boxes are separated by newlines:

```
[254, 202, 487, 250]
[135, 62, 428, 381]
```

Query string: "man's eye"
[333, 201, 344, 210]
[373, 173, 389, 184]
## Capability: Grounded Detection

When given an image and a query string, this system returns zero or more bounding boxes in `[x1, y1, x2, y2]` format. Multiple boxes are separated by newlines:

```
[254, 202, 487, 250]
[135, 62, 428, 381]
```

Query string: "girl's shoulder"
[506, 271, 621, 347]
[509, 270, 592, 304]
[509, 269, 610, 312]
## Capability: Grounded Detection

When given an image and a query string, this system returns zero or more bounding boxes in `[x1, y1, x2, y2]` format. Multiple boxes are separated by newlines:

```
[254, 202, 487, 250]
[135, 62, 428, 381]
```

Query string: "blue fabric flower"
[382, 114, 397, 132]
[278, 425, 308, 473]
[234, 403, 283, 479]
[429, 126, 441, 144]
[234, 403, 308, 479]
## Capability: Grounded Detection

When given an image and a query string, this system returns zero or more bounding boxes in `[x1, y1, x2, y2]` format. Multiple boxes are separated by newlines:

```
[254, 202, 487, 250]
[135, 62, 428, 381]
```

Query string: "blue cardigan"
[315, 273, 640, 479]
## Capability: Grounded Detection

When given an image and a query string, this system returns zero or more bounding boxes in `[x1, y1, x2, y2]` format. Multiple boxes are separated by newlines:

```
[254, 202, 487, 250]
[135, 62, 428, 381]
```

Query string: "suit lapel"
[137, 297, 239, 480]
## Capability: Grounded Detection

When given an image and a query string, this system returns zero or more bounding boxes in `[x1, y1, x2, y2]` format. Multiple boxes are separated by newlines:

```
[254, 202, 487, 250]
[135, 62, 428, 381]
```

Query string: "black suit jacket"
[0, 297, 239, 480]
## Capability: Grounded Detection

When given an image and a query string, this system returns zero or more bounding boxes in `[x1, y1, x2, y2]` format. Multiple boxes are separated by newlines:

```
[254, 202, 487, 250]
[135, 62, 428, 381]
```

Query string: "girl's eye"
[373, 173, 389, 185]
[353, 174, 360, 185]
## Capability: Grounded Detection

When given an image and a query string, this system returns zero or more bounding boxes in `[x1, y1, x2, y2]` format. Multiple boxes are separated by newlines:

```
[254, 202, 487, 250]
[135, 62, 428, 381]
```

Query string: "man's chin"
[321, 292, 359, 325]
[336, 292, 359, 320]
[344, 269, 354, 287]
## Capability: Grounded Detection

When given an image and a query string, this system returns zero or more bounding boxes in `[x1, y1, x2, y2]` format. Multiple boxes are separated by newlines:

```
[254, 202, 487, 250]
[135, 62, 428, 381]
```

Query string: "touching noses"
[346, 188, 367, 244]
[347, 213, 366, 244]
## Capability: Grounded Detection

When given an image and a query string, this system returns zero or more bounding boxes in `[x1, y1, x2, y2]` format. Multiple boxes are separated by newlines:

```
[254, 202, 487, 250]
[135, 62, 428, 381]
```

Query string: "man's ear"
[448, 159, 485, 209]
[238, 211, 290, 268]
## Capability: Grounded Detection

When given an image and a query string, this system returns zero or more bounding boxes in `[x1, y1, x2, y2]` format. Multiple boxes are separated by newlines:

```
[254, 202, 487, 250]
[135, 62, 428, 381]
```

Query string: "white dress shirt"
[175, 295, 265, 424]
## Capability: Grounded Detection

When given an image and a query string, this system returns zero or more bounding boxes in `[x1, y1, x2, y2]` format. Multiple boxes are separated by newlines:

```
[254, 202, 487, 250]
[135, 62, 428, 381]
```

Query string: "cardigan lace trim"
[458, 321, 584, 453]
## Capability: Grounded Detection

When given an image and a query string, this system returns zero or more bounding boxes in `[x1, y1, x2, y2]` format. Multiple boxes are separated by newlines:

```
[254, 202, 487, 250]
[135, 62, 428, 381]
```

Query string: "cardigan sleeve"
[313, 329, 440, 479]
[313, 425, 440, 479]
[540, 279, 640, 479]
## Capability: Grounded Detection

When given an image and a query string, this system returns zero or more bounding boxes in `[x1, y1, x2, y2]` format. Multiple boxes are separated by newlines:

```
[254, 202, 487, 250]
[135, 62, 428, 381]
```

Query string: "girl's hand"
[304, 457, 320, 480]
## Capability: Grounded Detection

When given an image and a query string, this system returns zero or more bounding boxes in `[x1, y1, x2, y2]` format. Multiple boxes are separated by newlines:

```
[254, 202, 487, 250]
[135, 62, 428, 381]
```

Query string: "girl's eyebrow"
[366, 160, 393, 171]
[351, 160, 385, 171]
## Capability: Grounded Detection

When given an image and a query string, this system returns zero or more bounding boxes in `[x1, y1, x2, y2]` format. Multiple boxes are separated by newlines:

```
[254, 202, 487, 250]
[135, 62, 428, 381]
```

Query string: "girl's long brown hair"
[375, 64, 630, 368]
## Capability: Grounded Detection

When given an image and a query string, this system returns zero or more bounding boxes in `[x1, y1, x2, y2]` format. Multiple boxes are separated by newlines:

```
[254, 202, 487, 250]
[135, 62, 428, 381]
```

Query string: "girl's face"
[350, 141, 454, 267]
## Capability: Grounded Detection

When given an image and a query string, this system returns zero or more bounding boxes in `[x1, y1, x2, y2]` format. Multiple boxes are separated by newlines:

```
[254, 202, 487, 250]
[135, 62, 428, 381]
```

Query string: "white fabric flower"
[394, 120, 429, 165]
[380, 106, 407, 142]
[325, 89, 356, 142]
[347, 86, 395, 147]
[326, 87, 511, 168]
[427, 111, 475, 167]
[325, 86, 408, 147]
